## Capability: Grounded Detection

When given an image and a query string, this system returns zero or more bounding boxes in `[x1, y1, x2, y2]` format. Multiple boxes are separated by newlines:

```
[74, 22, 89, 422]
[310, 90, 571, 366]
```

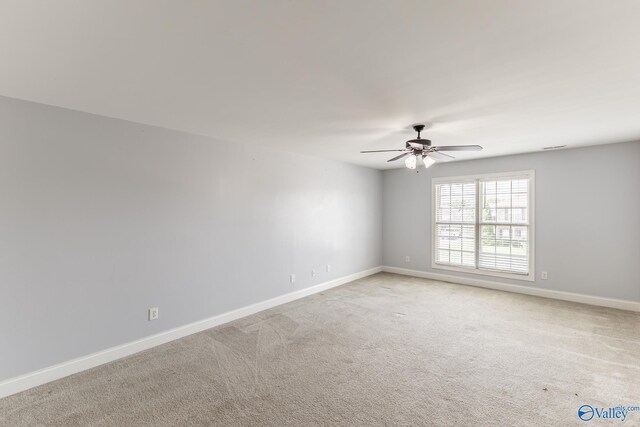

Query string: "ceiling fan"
[360, 124, 482, 169]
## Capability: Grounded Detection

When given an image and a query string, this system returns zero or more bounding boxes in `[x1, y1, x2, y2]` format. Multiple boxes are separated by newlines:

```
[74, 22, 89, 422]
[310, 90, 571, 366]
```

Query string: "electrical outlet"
[541, 271, 548, 280]
[148, 307, 159, 321]
[290, 274, 296, 283]
[405, 255, 411, 263]
[312, 269, 316, 278]
[326, 264, 331, 273]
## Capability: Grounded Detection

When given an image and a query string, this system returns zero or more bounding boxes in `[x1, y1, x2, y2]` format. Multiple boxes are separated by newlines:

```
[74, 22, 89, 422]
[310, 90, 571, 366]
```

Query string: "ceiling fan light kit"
[404, 154, 417, 169]
[360, 124, 483, 170]
[423, 155, 436, 169]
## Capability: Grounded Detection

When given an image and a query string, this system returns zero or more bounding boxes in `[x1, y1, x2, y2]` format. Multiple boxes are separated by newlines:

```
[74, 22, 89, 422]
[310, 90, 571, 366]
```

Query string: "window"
[433, 170, 534, 281]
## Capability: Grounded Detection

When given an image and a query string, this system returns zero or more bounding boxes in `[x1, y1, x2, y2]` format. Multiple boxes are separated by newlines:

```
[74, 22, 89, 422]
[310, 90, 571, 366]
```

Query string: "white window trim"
[431, 170, 535, 282]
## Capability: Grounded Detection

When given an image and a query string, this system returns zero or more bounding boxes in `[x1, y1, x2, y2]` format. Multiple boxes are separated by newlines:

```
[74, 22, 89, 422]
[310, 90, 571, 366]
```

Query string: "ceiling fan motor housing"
[406, 139, 431, 148]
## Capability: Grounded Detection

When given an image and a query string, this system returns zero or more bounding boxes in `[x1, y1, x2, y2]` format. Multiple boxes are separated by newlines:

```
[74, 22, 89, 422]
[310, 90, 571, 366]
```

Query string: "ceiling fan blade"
[433, 145, 483, 151]
[428, 151, 455, 161]
[360, 149, 408, 153]
[387, 152, 410, 162]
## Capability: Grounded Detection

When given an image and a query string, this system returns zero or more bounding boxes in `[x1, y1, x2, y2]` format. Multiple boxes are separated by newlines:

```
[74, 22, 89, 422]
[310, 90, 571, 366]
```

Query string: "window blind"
[434, 181, 476, 268]
[433, 172, 532, 278]
[478, 177, 530, 274]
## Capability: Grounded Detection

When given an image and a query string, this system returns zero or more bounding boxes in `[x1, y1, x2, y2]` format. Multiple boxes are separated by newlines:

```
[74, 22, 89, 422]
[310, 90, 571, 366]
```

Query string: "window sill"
[431, 262, 535, 282]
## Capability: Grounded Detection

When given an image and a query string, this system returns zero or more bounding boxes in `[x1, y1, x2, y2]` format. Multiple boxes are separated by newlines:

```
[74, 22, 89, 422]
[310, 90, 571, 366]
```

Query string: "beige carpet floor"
[1, 272, 639, 426]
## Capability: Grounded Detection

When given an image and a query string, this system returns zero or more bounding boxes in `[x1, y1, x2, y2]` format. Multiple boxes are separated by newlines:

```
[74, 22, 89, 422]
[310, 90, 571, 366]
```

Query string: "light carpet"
[1, 273, 639, 426]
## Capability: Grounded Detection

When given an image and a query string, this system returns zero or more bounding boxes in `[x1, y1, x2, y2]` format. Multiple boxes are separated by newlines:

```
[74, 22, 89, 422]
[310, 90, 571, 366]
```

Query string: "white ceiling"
[1, 1, 640, 169]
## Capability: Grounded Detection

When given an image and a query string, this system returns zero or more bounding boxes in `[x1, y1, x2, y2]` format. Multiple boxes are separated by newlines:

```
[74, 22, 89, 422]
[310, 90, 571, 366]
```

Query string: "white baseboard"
[4, 264, 635, 399]
[0, 266, 382, 399]
[382, 266, 640, 313]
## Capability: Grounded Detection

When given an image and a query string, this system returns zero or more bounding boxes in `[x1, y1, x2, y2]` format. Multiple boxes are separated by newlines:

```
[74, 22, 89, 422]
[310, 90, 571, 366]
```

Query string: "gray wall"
[383, 141, 640, 302]
[0, 96, 382, 382]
